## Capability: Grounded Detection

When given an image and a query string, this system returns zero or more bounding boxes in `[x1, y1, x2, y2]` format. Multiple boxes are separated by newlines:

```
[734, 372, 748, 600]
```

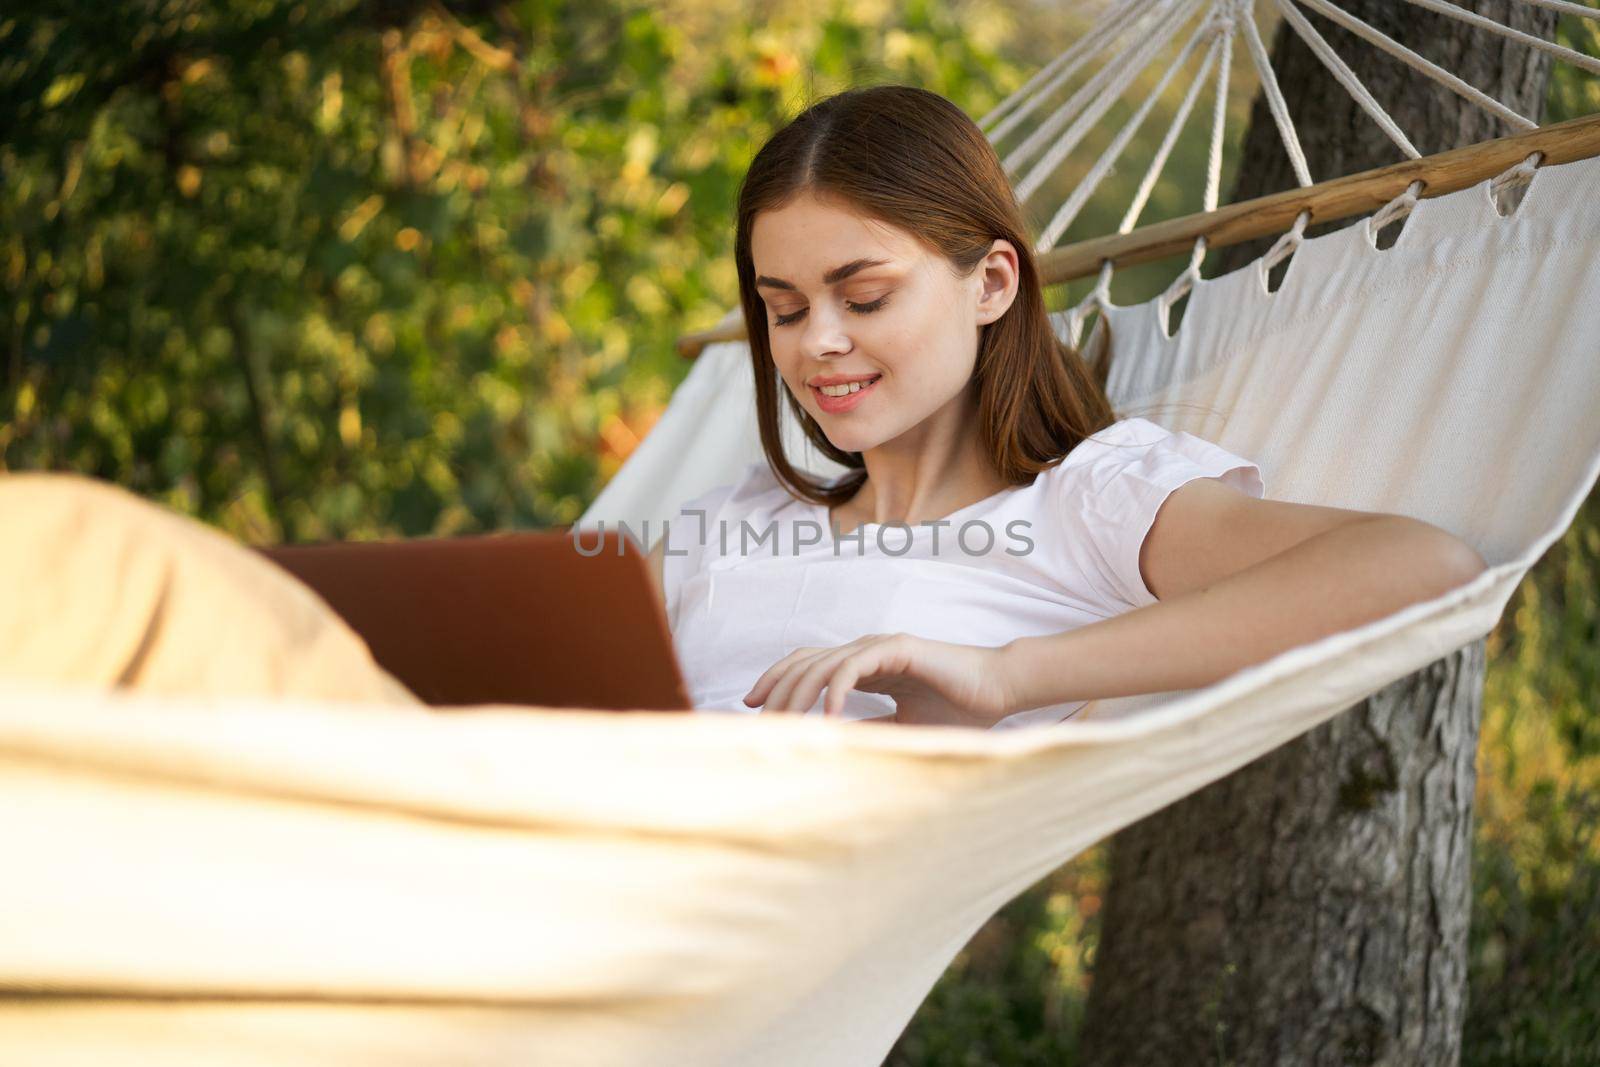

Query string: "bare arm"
[998, 478, 1488, 712]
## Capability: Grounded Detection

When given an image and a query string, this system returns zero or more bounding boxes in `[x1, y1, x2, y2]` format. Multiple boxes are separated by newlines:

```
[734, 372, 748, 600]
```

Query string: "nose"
[799, 304, 852, 362]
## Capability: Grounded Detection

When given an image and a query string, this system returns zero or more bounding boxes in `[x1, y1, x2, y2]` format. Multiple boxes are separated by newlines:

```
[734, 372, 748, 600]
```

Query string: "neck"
[844, 386, 1008, 527]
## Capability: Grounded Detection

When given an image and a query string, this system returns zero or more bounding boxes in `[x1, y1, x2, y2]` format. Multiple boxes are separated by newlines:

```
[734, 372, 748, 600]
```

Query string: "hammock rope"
[1240, 0, 1314, 185]
[1061, 4, 1233, 332]
[1120, 23, 1225, 231]
[1365, 178, 1423, 242]
[1398, 0, 1600, 74]
[1027, 0, 1592, 296]
[1274, 0, 1421, 159]
[1512, 0, 1600, 17]
[1202, 7, 1234, 211]
[1066, 258, 1118, 347]
[1007, 0, 1594, 220]
[1489, 149, 1546, 211]
[1288, 0, 1537, 129]
[989, 0, 1600, 259]
[1155, 235, 1208, 330]
[1256, 203, 1310, 288]
[984, 0, 1160, 144]
[1034, 13, 1225, 250]
[991, 0, 1169, 150]
[1010, 0, 1209, 199]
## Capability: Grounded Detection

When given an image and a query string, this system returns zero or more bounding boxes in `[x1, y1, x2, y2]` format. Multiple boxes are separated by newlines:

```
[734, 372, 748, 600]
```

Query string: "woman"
[647, 85, 1485, 730]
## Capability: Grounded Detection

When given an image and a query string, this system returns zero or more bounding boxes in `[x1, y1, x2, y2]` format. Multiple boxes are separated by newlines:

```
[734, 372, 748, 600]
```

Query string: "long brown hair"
[734, 84, 1117, 508]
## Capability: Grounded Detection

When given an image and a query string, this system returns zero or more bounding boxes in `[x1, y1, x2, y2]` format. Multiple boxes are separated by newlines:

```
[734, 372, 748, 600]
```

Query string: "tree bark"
[1080, 5, 1555, 1065]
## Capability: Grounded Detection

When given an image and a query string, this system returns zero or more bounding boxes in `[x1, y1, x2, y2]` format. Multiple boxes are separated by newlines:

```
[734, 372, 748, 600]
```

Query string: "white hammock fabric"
[3, 155, 1598, 1065]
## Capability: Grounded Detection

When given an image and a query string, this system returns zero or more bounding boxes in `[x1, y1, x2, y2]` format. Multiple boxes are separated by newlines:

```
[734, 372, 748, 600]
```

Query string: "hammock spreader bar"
[676, 111, 1600, 358]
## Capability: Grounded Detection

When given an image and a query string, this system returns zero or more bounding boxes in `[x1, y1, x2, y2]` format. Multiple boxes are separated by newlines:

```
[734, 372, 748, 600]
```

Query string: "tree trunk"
[1080, 5, 1555, 1065]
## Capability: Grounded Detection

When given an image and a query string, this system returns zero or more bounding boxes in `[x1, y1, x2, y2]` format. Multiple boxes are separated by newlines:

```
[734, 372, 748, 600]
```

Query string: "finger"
[827, 635, 919, 715]
[764, 646, 852, 715]
[822, 638, 911, 715]
[743, 647, 821, 707]
[774, 643, 869, 717]
[791, 633, 903, 717]
[823, 653, 878, 716]
[764, 634, 884, 714]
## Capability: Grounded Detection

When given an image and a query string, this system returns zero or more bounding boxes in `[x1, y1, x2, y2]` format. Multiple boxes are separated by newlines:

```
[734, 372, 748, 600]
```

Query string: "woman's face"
[749, 191, 1017, 455]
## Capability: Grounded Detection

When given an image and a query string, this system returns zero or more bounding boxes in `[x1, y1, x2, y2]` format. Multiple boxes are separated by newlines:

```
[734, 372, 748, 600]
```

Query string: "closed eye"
[773, 295, 890, 328]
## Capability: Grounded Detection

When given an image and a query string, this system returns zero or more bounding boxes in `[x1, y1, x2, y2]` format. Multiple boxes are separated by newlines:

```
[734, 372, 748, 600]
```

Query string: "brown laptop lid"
[259, 529, 691, 712]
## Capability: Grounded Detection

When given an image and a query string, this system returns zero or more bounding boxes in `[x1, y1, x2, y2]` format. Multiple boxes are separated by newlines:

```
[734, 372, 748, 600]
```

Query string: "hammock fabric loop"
[1258, 209, 1311, 289]
[1067, 259, 1118, 349]
[1156, 236, 1209, 334]
[1491, 150, 1545, 193]
[1367, 180, 1426, 242]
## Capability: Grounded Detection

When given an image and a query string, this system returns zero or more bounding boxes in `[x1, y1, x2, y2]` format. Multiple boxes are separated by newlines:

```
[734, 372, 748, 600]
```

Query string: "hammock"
[4, 3, 1599, 1064]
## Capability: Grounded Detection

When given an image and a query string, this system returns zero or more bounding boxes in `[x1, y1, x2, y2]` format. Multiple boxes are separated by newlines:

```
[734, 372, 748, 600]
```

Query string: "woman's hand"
[741, 633, 1017, 728]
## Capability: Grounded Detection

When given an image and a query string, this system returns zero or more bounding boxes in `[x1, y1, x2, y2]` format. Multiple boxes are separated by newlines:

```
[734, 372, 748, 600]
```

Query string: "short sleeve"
[1053, 418, 1266, 611]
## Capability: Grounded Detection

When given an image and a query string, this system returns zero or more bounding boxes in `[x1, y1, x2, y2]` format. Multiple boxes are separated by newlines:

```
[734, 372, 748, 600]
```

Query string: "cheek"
[771, 351, 807, 396]
[898, 336, 978, 405]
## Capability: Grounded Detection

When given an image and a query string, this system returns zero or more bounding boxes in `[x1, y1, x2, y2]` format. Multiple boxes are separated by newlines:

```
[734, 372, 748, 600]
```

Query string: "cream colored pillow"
[0, 473, 419, 706]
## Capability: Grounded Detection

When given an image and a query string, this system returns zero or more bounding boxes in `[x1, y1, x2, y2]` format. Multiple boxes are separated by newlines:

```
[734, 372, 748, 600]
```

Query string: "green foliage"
[888, 851, 1103, 1065]
[1467, 487, 1600, 1067]
[1548, 13, 1600, 125]
[1, 0, 1037, 540]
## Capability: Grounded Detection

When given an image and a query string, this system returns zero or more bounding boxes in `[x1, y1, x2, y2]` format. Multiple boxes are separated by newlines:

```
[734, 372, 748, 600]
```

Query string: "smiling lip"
[810, 374, 882, 414]
[807, 372, 882, 387]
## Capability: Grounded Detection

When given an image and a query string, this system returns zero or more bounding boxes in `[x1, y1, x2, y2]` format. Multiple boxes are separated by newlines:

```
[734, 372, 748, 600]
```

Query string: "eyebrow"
[754, 258, 893, 292]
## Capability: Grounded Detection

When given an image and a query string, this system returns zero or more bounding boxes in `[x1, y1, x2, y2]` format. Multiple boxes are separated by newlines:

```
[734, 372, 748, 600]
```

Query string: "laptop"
[258, 528, 692, 712]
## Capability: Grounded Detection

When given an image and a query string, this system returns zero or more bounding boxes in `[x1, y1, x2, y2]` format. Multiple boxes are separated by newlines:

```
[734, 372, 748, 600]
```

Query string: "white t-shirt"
[660, 417, 1265, 730]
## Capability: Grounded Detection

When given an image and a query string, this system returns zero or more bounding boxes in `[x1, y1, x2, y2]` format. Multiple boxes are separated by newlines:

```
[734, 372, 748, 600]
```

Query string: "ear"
[974, 238, 1021, 326]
